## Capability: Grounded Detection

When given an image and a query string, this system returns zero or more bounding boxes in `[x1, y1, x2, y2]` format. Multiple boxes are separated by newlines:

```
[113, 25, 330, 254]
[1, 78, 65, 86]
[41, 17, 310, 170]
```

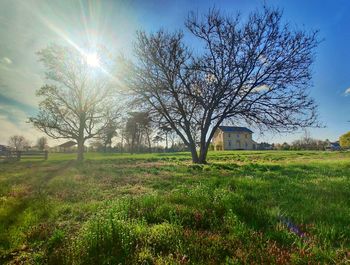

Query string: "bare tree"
[123, 7, 319, 163]
[8, 135, 30, 151]
[30, 44, 120, 161]
[37, 136, 48, 151]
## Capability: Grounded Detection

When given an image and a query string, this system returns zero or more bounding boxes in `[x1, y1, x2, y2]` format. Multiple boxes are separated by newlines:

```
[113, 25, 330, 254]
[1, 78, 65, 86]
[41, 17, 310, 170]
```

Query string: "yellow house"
[212, 126, 256, 150]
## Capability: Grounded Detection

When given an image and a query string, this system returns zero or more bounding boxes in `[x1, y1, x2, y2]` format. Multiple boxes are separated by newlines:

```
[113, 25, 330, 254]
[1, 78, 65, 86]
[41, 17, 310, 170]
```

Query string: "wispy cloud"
[0, 113, 39, 145]
[0, 93, 37, 115]
[0, 66, 42, 107]
[0, 57, 12, 65]
[345, 87, 350, 95]
[252, 85, 270, 93]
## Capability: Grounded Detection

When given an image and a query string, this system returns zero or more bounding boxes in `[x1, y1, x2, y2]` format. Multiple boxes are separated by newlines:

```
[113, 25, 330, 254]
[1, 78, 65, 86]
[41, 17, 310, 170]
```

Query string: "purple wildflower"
[278, 215, 307, 238]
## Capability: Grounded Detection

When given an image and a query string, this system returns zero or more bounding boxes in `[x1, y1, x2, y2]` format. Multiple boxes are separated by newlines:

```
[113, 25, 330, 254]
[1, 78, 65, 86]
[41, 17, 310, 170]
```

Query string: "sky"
[0, 0, 349, 146]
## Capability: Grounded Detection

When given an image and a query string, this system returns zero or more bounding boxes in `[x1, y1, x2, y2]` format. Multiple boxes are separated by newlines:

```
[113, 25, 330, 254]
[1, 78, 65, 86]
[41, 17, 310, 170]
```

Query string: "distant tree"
[8, 135, 29, 151]
[282, 142, 290, 150]
[89, 139, 105, 152]
[99, 118, 119, 152]
[339, 131, 350, 149]
[37, 137, 48, 151]
[274, 143, 282, 150]
[171, 141, 188, 152]
[159, 125, 172, 150]
[124, 112, 153, 153]
[258, 142, 272, 150]
[301, 130, 313, 147]
[290, 130, 328, 150]
[124, 7, 319, 163]
[30, 44, 120, 161]
[152, 135, 164, 147]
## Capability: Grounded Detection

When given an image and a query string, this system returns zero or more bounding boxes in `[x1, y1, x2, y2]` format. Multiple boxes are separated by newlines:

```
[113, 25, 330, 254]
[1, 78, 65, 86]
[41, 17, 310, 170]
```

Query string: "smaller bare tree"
[8, 135, 30, 151]
[30, 44, 121, 161]
[37, 137, 48, 151]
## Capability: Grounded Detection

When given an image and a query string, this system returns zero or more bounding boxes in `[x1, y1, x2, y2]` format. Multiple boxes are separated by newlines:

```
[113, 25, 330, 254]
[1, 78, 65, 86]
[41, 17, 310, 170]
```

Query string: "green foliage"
[47, 229, 65, 252]
[339, 131, 350, 148]
[0, 151, 349, 264]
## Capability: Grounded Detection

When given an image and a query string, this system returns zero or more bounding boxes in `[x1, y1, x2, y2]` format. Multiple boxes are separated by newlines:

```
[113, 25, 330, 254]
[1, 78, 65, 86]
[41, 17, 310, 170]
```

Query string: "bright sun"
[86, 53, 100, 67]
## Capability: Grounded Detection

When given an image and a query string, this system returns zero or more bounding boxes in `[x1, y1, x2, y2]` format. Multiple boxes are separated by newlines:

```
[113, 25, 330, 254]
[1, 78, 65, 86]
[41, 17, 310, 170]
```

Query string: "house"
[212, 126, 257, 150]
[325, 141, 341, 151]
[57, 141, 77, 153]
[0, 144, 9, 152]
[49, 141, 89, 153]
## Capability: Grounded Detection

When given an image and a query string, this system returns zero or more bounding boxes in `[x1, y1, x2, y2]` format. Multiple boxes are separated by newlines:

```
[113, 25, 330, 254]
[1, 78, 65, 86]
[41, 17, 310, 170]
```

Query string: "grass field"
[0, 151, 349, 264]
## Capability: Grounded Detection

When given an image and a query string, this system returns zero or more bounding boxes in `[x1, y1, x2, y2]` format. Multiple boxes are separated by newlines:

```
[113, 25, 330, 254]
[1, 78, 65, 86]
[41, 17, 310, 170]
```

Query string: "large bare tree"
[123, 7, 319, 163]
[30, 44, 120, 161]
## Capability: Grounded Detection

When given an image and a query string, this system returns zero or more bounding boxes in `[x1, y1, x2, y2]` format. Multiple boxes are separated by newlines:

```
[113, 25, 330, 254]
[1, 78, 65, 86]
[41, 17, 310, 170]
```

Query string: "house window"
[228, 133, 231, 138]
[228, 140, 231, 146]
[237, 134, 240, 138]
[245, 142, 248, 148]
[245, 134, 248, 139]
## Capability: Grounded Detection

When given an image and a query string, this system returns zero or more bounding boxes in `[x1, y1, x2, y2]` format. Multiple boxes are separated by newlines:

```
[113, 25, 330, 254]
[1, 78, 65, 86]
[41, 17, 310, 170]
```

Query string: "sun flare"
[86, 53, 100, 67]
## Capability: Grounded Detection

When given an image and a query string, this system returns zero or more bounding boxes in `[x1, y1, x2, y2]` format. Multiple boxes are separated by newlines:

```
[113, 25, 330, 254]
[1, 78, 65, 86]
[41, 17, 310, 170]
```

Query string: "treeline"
[3, 135, 48, 152]
[89, 111, 188, 153]
[271, 131, 340, 151]
[273, 139, 331, 151]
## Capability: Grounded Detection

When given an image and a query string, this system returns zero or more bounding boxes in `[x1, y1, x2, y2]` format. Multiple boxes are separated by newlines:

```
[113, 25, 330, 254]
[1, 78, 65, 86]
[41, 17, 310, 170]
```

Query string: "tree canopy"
[8, 135, 30, 151]
[30, 44, 120, 161]
[37, 137, 48, 151]
[122, 7, 319, 163]
[340, 131, 350, 148]
[123, 112, 153, 153]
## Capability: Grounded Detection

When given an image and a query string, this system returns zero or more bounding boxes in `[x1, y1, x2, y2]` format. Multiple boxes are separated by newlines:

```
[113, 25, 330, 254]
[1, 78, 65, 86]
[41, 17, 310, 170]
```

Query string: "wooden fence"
[0, 150, 48, 161]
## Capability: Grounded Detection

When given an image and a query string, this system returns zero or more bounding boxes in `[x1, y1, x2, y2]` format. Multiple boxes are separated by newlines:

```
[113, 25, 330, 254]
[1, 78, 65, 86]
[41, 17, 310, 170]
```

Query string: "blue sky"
[0, 0, 349, 145]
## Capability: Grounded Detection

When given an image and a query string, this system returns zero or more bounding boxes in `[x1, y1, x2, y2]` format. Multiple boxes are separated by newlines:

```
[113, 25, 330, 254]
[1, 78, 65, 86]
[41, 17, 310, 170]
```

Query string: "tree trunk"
[146, 132, 152, 153]
[131, 134, 135, 154]
[121, 135, 124, 154]
[77, 117, 85, 161]
[77, 139, 84, 161]
[198, 142, 209, 164]
[165, 133, 168, 151]
[189, 143, 199, 163]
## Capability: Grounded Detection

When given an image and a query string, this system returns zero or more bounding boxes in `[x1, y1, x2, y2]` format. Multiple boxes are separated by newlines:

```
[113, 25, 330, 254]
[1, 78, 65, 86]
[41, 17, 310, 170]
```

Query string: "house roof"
[329, 142, 340, 147]
[218, 126, 253, 133]
[58, 141, 77, 148]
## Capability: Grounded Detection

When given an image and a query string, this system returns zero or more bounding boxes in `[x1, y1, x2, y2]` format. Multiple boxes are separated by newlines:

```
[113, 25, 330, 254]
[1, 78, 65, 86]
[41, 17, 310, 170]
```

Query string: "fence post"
[45, 151, 48, 160]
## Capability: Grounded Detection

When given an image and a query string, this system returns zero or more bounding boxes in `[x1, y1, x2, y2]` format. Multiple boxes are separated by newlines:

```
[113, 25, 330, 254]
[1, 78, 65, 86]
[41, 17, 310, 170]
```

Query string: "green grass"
[0, 151, 349, 264]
